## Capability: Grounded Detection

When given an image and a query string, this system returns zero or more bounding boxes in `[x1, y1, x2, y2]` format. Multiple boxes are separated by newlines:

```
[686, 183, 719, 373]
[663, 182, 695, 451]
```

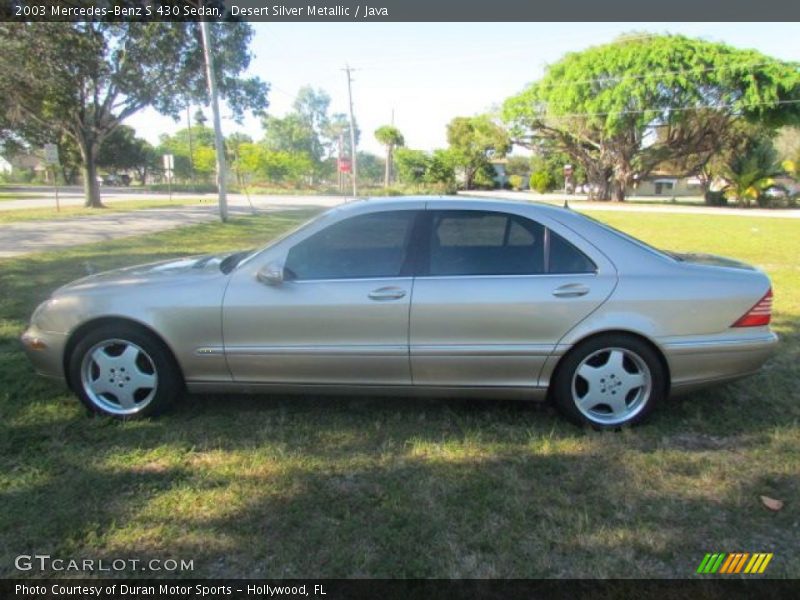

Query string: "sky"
[127, 22, 800, 157]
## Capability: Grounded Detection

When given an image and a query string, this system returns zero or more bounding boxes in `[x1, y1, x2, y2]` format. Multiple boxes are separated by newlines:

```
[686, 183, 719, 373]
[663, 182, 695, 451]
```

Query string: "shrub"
[509, 175, 523, 191]
[530, 171, 554, 193]
[147, 183, 218, 194]
[704, 191, 728, 206]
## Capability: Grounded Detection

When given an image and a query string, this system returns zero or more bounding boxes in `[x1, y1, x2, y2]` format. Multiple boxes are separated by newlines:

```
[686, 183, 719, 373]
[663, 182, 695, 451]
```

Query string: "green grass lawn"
[0, 199, 208, 223]
[0, 192, 50, 201]
[0, 210, 798, 578]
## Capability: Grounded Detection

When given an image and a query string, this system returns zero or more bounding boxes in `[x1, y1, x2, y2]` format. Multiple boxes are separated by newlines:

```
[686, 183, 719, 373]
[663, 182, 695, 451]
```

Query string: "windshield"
[576, 211, 677, 261]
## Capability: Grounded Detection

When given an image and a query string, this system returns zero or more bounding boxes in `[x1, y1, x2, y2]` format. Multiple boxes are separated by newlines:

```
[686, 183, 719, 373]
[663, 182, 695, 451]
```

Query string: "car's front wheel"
[68, 325, 181, 418]
[552, 334, 666, 429]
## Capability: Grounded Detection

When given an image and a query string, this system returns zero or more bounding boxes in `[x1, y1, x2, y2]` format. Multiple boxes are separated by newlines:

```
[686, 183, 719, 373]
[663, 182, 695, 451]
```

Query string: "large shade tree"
[0, 22, 268, 207]
[502, 34, 800, 200]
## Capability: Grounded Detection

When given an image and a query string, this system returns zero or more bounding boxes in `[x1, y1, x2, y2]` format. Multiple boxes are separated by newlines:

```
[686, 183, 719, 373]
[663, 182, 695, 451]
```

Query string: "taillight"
[732, 288, 772, 327]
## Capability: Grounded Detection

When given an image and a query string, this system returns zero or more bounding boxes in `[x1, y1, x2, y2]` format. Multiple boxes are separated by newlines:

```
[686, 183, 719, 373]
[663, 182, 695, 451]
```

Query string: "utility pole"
[343, 64, 358, 198]
[200, 20, 228, 222]
[185, 103, 197, 196]
[338, 132, 344, 193]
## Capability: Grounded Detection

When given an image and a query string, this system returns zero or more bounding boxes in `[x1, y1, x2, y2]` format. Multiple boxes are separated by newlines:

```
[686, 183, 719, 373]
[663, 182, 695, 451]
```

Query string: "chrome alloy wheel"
[80, 339, 158, 416]
[571, 347, 652, 426]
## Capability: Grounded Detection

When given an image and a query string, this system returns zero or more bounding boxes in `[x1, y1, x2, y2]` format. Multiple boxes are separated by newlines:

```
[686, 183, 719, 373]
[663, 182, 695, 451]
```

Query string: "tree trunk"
[612, 179, 626, 202]
[75, 132, 103, 207]
[81, 149, 102, 208]
[384, 145, 391, 188]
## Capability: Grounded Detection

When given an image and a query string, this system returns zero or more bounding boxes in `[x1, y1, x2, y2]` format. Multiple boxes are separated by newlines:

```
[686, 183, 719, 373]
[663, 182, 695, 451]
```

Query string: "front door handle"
[368, 286, 407, 301]
[553, 283, 590, 298]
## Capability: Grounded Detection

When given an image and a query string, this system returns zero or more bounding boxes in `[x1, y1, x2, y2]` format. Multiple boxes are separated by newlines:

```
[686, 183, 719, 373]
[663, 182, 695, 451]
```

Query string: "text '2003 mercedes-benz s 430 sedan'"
[21, 197, 778, 428]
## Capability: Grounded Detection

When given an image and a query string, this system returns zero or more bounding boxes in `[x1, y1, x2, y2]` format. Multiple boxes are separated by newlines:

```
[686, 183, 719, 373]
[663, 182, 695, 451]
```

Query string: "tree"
[193, 109, 208, 127]
[231, 143, 312, 187]
[395, 148, 430, 185]
[226, 132, 253, 186]
[97, 125, 157, 184]
[0, 22, 268, 207]
[374, 125, 405, 188]
[446, 115, 511, 190]
[291, 87, 332, 164]
[530, 171, 555, 193]
[719, 131, 782, 207]
[325, 113, 360, 159]
[503, 34, 800, 201]
[425, 149, 457, 189]
[262, 88, 358, 184]
[355, 152, 385, 186]
[505, 156, 531, 178]
[159, 126, 216, 182]
[775, 126, 800, 176]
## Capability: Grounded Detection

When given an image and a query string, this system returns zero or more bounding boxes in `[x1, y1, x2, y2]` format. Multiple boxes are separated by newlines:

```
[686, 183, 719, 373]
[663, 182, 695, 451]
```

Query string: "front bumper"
[662, 331, 779, 394]
[20, 325, 69, 383]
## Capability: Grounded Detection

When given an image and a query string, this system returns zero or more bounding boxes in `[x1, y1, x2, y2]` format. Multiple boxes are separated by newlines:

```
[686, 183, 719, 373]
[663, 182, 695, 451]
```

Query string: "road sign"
[163, 154, 174, 170]
[44, 143, 60, 166]
[338, 158, 351, 173]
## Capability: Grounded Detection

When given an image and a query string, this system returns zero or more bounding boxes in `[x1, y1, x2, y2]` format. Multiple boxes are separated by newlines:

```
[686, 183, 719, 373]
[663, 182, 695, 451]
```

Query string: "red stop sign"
[338, 158, 351, 173]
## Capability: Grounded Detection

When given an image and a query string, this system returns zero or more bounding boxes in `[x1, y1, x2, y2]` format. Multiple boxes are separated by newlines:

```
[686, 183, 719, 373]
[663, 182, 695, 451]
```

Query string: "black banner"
[1, 0, 798, 22]
[2, 579, 800, 600]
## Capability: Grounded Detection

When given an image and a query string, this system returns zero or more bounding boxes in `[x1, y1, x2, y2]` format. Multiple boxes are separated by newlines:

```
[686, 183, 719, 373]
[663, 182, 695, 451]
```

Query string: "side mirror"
[256, 262, 285, 286]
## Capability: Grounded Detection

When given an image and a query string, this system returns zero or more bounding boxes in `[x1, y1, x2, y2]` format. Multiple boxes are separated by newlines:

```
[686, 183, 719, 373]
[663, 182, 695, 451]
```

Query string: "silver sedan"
[21, 197, 778, 428]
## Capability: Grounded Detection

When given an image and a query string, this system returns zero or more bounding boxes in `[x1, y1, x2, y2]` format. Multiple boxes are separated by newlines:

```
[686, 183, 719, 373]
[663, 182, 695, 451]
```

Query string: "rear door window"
[428, 211, 545, 276]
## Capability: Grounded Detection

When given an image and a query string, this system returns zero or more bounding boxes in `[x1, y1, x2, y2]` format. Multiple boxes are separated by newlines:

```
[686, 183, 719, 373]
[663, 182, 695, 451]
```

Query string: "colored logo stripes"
[697, 553, 773, 574]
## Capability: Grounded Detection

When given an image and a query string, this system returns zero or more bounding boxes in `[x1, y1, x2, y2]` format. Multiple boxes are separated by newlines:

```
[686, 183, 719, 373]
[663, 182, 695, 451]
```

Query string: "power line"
[522, 98, 800, 120]
[348, 31, 668, 69]
[535, 61, 795, 89]
[342, 64, 358, 198]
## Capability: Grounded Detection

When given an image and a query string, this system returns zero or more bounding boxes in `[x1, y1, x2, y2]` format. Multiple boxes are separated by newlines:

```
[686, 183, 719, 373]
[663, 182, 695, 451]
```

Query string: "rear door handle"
[368, 286, 406, 301]
[553, 283, 590, 298]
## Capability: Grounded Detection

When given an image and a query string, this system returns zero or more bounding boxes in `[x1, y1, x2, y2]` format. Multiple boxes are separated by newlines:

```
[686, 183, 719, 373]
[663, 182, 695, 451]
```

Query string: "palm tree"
[720, 137, 781, 207]
[374, 125, 404, 188]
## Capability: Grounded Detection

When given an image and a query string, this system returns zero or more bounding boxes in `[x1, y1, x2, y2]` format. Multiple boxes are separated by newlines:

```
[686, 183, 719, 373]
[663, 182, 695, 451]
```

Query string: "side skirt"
[186, 381, 549, 401]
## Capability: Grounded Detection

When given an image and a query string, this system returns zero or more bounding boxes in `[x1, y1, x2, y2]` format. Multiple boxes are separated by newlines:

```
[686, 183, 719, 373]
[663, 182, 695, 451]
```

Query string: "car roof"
[338, 195, 577, 218]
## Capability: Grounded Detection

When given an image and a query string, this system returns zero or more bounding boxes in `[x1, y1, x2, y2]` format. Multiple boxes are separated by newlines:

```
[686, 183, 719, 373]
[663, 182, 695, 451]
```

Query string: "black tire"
[552, 334, 666, 429]
[68, 324, 182, 419]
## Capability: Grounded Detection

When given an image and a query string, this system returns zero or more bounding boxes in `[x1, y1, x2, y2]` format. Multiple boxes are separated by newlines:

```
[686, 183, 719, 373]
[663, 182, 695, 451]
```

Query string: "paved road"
[0, 188, 344, 211]
[0, 196, 345, 258]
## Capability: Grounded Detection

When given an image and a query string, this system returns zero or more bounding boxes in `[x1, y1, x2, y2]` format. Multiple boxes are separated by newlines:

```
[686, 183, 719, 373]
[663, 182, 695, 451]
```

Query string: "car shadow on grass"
[2, 405, 797, 578]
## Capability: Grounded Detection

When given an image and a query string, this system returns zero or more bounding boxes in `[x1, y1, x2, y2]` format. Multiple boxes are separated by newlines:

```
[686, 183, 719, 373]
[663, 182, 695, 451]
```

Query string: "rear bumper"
[20, 326, 68, 383]
[661, 331, 779, 394]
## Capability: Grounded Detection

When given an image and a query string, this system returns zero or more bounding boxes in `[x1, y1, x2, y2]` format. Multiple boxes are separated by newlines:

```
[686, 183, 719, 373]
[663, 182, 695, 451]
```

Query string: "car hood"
[672, 252, 756, 271]
[53, 252, 235, 295]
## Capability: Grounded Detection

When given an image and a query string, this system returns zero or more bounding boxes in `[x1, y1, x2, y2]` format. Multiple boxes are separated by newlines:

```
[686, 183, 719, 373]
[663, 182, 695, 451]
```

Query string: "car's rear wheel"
[69, 325, 181, 418]
[552, 334, 665, 429]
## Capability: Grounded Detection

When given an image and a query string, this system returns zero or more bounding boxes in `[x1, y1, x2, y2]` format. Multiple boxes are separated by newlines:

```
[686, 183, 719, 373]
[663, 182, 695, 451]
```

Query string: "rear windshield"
[575, 211, 676, 260]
